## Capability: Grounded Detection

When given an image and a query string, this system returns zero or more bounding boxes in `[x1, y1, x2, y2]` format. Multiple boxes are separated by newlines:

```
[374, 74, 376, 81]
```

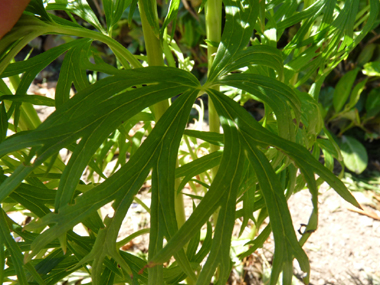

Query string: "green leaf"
[150, 88, 199, 282]
[238, 176, 256, 237]
[296, 91, 324, 149]
[366, 87, 380, 118]
[329, 0, 359, 52]
[140, 0, 160, 38]
[55, 40, 91, 109]
[150, 84, 358, 285]
[0, 209, 46, 285]
[333, 68, 360, 113]
[0, 95, 55, 107]
[217, 74, 301, 142]
[317, 139, 341, 161]
[0, 0, 376, 283]
[0, 15, 51, 76]
[357, 44, 377, 66]
[207, 89, 310, 285]
[0, 233, 4, 285]
[183, 130, 224, 146]
[204, 39, 219, 48]
[0, 103, 7, 143]
[239, 224, 271, 259]
[149, 101, 246, 283]
[221, 92, 358, 206]
[1, 39, 87, 95]
[45, 0, 106, 33]
[346, 78, 368, 110]
[100, 261, 116, 285]
[340, 135, 368, 174]
[102, 0, 132, 33]
[219, 45, 284, 81]
[25, 0, 52, 22]
[120, 251, 148, 284]
[277, 1, 326, 33]
[128, 0, 139, 26]
[23, 81, 199, 264]
[0, 67, 199, 207]
[207, 0, 260, 82]
[190, 111, 245, 285]
[176, 150, 222, 194]
[353, 0, 380, 47]
[321, 145, 334, 172]
[322, 126, 343, 161]
[363, 61, 380, 77]
[284, 45, 319, 82]
[162, 0, 181, 35]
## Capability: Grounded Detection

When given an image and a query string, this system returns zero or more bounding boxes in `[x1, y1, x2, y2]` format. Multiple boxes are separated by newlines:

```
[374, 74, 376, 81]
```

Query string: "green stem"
[205, 1, 222, 278]
[205, 0, 222, 71]
[138, 0, 169, 121]
[138, 0, 188, 246]
[138, 2, 193, 284]
[205, 0, 222, 180]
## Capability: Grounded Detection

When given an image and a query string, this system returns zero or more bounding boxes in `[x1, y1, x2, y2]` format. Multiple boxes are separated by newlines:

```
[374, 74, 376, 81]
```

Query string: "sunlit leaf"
[102, 0, 132, 33]
[340, 135, 368, 174]
[363, 61, 380, 77]
[208, 0, 260, 82]
[333, 68, 360, 113]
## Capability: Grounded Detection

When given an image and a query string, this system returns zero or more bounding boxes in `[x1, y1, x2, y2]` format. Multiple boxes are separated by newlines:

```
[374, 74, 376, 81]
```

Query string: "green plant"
[0, 0, 378, 284]
[319, 27, 380, 175]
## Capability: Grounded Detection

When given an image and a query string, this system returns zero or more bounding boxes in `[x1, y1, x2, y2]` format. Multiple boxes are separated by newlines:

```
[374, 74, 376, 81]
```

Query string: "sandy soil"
[287, 185, 380, 285]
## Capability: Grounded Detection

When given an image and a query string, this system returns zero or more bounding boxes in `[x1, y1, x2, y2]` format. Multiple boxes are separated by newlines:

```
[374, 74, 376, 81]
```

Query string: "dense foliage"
[0, 0, 378, 284]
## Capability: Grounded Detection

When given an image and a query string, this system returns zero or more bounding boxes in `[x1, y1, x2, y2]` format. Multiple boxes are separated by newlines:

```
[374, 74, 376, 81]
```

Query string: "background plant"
[317, 25, 380, 176]
[0, 0, 378, 284]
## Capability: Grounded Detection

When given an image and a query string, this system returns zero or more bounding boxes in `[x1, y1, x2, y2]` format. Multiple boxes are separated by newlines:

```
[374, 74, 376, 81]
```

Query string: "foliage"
[0, 0, 378, 284]
[319, 26, 380, 175]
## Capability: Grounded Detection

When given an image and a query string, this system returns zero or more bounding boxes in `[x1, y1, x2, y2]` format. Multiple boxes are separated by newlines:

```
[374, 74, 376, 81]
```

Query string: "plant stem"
[205, 1, 222, 277]
[138, 0, 170, 121]
[205, 0, 222, 180]
[138, 0, 187, 233]
[138, 2, 195, 284]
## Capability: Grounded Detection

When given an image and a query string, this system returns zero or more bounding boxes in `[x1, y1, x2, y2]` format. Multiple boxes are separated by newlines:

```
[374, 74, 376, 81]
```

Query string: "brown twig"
[346, 204, 380, 220]
[181, 0, 199, 20]
[367, 32, 380, 45]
